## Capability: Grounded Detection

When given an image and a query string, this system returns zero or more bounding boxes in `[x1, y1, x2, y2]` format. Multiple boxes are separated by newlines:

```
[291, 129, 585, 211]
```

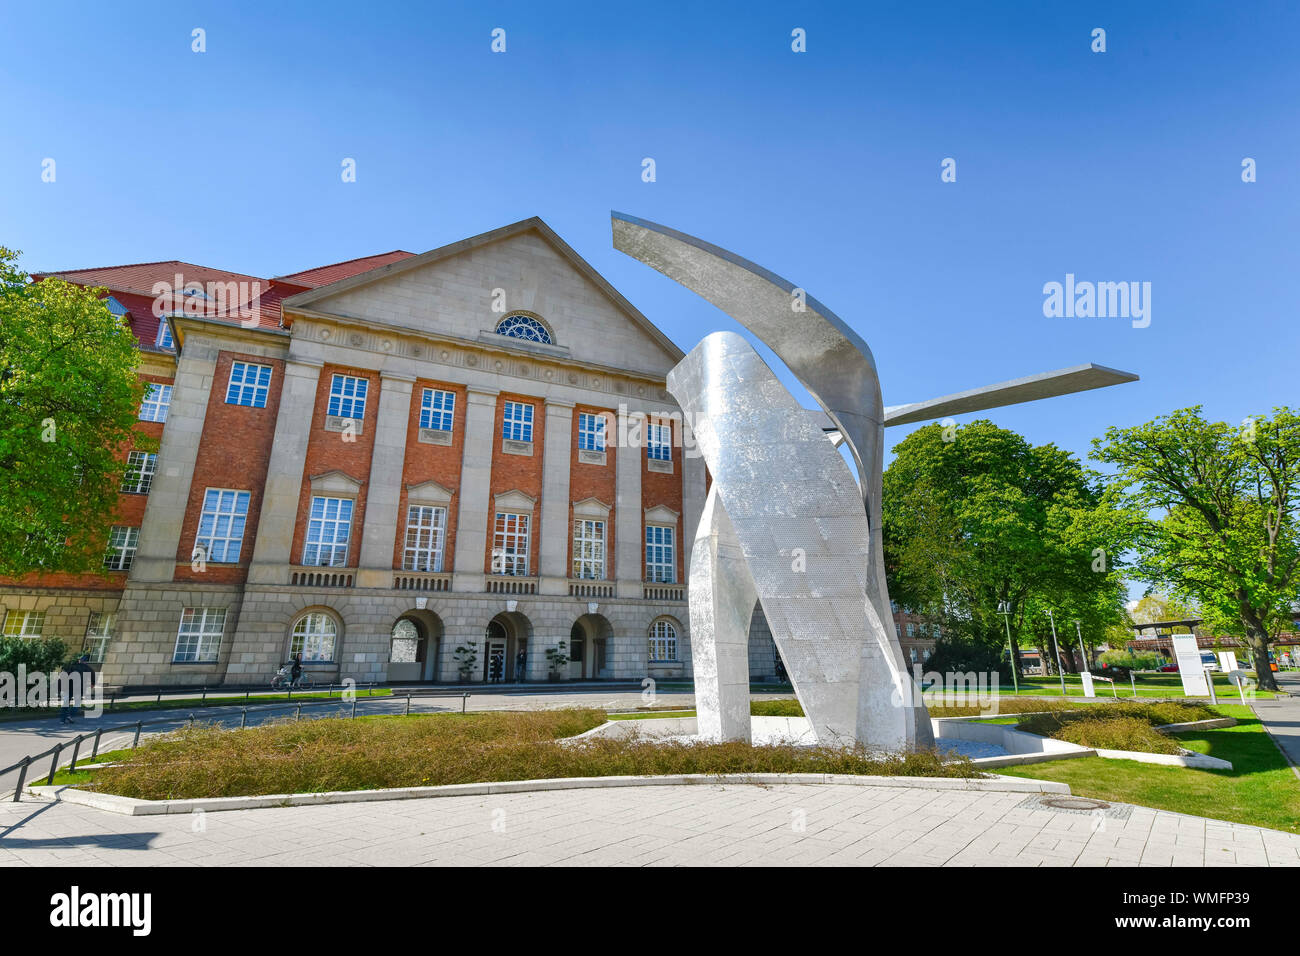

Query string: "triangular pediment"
[282, 218, 683, 375]
[406, 479, 455, 506]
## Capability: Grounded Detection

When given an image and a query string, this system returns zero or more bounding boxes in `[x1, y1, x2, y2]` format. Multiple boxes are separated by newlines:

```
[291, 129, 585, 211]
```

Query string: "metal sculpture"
[612, 212, 1138, 750]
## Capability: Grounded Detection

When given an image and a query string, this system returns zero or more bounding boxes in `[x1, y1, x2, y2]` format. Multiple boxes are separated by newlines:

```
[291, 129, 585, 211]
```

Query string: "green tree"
[882, 420, 1128, 677]
[0, 248, 149, 576]
[1093, 406, 1300, 691]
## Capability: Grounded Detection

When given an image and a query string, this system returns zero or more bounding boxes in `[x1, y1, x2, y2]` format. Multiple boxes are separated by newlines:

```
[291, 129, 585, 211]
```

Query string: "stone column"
[537, 400, 574, 596]
[614, 438, 643, 598]
[246, 359, 323, 585]
[355, 373, 415, 588]
[129, 341, 219, 582]
[450, 386, 499, 592]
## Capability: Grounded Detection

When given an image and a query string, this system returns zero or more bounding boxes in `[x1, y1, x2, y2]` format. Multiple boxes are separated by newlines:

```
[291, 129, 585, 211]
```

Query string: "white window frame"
[155, 321, 175, 350]
[173, 607, 226, 663]
[139, 383, 173, 423]
[103, 525, 139, 571]
[419, 388, 455, 432]
[647, 421, 673, 462]
[327, 374, 368, 420]
[83, 612, 114, 663]
[2, 610, 45, 638]
[290, 612, 338, 662]
[121, 451, 157, 494]
[578, 413, 607, 452]
[226, 361, 272, 408]
[649, 619, 679, 662]
[302, 496, 354, 567]
[402, 505, 447, 572]
[502, 401, 534, 443]
[195, 489, 251, 564]
[572, 518, 606, 580]
[492, 511, 530, 576]
[645, 524, 676, 583]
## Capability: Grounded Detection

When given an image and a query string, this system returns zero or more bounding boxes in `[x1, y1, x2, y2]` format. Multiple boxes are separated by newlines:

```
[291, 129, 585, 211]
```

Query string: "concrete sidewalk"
[2, 781, 1298, 867]
[1252, 671, 1300, 779]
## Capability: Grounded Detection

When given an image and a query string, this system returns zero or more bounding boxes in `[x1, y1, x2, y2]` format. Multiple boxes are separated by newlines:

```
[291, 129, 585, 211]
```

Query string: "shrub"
[0, 635, 68, 676]
[1014, 700, 1217, 754]
[750, 699, 804, 717]
[1097, 649, 1162, 677]
[921, 636, 1010, 683]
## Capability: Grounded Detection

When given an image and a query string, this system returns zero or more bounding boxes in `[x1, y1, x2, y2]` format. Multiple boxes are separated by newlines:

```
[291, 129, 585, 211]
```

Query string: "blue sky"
[2, 0, 1297, 476]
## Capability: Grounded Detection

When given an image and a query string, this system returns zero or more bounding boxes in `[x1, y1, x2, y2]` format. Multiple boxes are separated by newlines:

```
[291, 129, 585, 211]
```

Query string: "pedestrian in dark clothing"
[515, 648, 527, 683]
[290, 652, 303, 686]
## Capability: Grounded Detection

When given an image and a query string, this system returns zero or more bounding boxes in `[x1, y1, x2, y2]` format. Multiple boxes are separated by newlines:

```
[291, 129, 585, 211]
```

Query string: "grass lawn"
[54, 707, 977, 799]
[998, 704, 1300, 833]
[989, 673, 1276, 699]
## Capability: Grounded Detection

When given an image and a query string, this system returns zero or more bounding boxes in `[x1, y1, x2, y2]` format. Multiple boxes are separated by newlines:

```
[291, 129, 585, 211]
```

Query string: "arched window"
[290, 612, 338, 662]
[390, 619, 419, 663]
[648, 618, 678, 662]
[494, 314, 553, 345]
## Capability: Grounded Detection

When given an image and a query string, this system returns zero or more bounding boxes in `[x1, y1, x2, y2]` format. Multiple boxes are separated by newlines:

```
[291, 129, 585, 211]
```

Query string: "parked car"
[1159, 662, 1179, 672]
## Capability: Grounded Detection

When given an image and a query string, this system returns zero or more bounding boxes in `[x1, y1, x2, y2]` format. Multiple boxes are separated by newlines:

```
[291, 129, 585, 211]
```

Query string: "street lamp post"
[998, 601, 1019, 695]
[1074, 619, 1088, 671]
[1047, 609, 1066, 695]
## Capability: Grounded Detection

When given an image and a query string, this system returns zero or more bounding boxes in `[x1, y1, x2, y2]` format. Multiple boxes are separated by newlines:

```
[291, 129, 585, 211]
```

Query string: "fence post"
[296, 704, 302, 722]
[46, 743, 62, 785]
[246, 688, 250, 702]
[201, 685, 207, 704]
[13, 756, 30, 802]
[462, 692, 468, 714]
[156, 689, 162, 703]
[91, 728, 104, 761]
[351, 697, 357, 719]
[133, 721, 143, 749]
[241, 707, 248, 729]
[405, 694, 412, 716]
[69, 736, 83, 774]
[108, 694, 115, 712]
[188, 713, 195, 728]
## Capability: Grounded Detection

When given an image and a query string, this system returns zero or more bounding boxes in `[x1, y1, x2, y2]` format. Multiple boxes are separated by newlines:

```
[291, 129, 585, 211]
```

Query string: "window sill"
[418, 427, 454, 446]
[578, 449, 607, 466]
[647, 458, 674, 474]
[502, 439, 534, 456]
[325, 415, 364, 435]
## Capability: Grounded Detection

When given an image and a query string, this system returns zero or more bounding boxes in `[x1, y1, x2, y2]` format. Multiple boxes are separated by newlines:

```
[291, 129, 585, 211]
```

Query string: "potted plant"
[545, 643, 570, 682]
[453, 643, 478, 683]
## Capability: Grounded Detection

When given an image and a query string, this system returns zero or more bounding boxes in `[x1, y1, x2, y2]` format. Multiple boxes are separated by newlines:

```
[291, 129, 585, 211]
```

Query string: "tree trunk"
[1246, 630, 1279, 691]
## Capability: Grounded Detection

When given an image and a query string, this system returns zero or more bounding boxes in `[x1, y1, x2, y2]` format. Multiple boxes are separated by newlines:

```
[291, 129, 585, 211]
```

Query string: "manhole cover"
[1043, 797, 1111, 811]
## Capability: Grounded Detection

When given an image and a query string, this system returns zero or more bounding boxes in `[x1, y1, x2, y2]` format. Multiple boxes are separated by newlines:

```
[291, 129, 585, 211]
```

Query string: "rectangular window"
[578, 413, 607, 452]
[173, 607, 226, 663]
[83, 612, 114, 663]
[419, 388, 455, 432]
[645, 525, 676, 583]
[303, 496, 354, 567]
[327, 374, 368, 420]
[572, 519, 606, 580]
[139, 383, 172, 423]
[155, 322, 175, 350]
[225, 362, 272, 408]
[492, 512, 530, 576]
[502, 401, 534, 443]
[103, 526, 139, 571]
[647, 422, 672, 461]
[121, 451, 157, 494]
[403, 505, 447, 572]
[195, 489, 251, 563]
[2, 610, 45, 638]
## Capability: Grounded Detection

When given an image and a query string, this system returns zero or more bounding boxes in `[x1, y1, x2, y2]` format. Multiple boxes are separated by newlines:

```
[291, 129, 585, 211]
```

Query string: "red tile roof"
[273, 250, 415, 289]
[37, 249, 416, 342]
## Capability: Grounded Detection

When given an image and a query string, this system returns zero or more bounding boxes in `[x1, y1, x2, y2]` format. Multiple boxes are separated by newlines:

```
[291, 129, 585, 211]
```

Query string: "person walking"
[290, 652, 303, 688]
[515, 647, 527, 684]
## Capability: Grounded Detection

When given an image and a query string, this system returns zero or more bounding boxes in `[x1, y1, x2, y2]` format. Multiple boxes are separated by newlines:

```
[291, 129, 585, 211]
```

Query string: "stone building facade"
[0, 216, 937, 690]
[0, 218, 711, 688]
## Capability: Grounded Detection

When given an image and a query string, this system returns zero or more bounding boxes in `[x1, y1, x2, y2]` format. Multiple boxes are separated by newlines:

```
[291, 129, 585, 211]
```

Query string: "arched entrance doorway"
[570, 613, 614, 679]
[484, 611, 533, 683]
[386, 610, 444, 682]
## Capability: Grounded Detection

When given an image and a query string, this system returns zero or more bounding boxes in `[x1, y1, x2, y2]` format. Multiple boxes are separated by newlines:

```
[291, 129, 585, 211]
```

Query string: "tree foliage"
[1093, 406, 1300, 691]
[882, 420, 1128, 675]
[0, 248, 149, 575]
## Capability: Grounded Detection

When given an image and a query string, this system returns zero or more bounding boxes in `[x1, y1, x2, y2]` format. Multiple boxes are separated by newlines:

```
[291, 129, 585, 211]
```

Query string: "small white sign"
[1172, 634, 1210, 696]
[1079, 671, 1096, 697]
[1217, 650, 1238, 673]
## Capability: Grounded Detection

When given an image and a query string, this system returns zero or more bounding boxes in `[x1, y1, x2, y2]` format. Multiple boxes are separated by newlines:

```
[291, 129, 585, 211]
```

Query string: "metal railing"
[1, 689, 472, 803]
